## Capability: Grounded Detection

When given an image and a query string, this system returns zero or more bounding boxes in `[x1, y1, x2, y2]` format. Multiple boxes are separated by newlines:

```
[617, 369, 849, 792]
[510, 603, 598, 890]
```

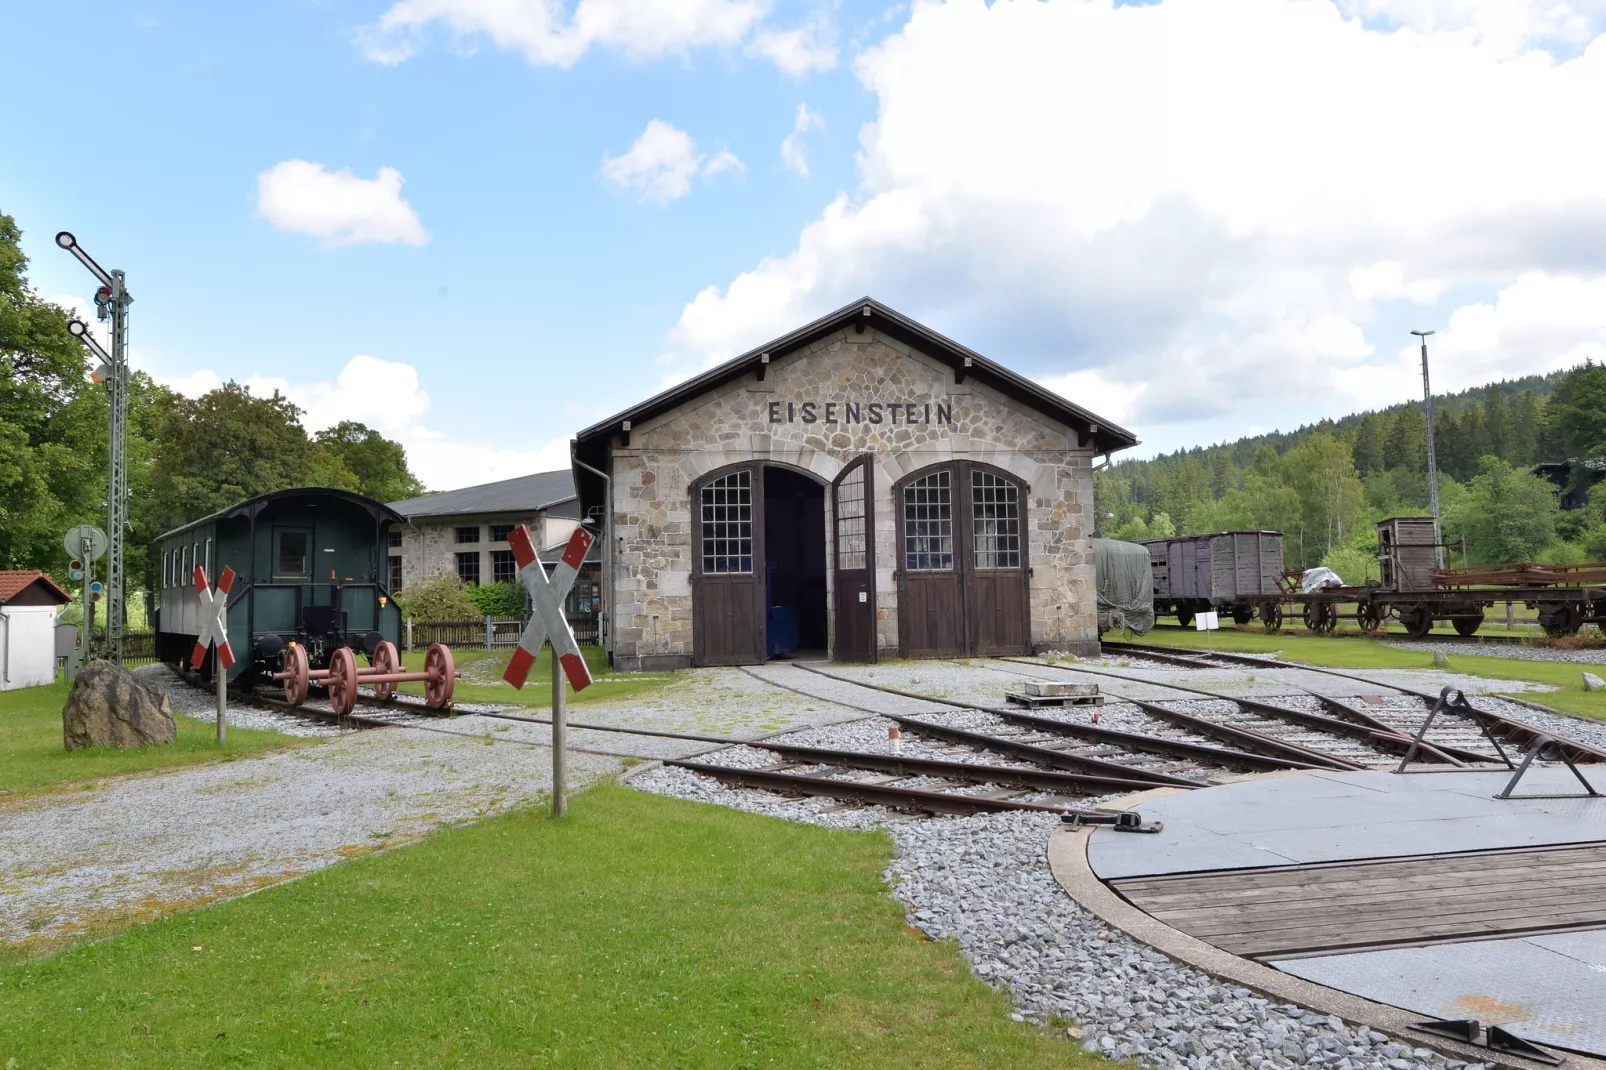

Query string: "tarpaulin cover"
[1301, 566, 1344, 593]
[1094, 538, 1155, 635]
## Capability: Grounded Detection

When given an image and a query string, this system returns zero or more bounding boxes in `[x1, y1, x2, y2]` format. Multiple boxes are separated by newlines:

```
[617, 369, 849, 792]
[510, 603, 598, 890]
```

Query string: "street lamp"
[1411, 329, 1442, 567]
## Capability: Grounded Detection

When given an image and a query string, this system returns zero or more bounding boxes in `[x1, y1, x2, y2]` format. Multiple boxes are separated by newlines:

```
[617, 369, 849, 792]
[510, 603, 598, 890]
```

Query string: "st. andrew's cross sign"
[190, 565, 236, 670]
[191, 564, 235, 743]
[502, 523, 594, 819]
[503, 525, 593, 693]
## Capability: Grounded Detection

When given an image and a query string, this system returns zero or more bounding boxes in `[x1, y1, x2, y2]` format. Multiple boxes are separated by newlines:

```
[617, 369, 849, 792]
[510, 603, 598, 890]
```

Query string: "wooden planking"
[1112, 842, 1606, 959]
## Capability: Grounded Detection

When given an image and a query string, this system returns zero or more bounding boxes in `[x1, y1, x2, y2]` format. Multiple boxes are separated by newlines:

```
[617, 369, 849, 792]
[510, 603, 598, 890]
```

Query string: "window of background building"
[456, 552, 481, 585]
[388, 528, 403, 548]
[490, 549, 516, 584]
[455, 526, 481, 544]
[389, 556, 403, 592]
[489, 524, 514, 543]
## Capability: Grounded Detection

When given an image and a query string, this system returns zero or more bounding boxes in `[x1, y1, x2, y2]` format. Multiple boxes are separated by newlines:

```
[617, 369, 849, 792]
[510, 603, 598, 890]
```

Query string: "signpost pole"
[551, 645, 567, 818]
[79, 533, 92, 656]
[216, 645, 228, 743]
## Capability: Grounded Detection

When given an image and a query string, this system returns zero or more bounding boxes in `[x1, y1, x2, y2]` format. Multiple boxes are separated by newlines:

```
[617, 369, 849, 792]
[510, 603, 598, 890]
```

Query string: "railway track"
[1146, 623, 1544, 645]
[1090, 642, 1606, 766]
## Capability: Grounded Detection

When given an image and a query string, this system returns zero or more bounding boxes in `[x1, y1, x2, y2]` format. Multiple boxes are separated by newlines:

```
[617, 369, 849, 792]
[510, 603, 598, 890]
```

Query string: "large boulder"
[62, 661, 176, 750]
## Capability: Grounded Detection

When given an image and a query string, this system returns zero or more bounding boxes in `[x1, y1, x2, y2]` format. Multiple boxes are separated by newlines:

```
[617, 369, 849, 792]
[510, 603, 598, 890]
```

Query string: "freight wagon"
[1142, 531, 1284, 628]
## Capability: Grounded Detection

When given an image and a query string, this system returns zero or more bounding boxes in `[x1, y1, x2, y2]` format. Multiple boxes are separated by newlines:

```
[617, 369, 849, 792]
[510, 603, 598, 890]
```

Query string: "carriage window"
[456, 551, 481, 585]
[904, 471, 953, 571]
[205, 538, 213, 578]
[278, 531, 311, 576]
[455, 526, 481, 544]
[972, 472, 1021, 569]
[161, 550, 169, 588]
[490, 549, 517, 584]
[700, 471, 753, 574]
[835, 465, 867, 571]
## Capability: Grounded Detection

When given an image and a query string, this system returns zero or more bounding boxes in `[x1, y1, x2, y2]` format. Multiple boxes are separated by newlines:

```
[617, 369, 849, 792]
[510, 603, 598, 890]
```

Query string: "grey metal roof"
[388, 469, 576, 519]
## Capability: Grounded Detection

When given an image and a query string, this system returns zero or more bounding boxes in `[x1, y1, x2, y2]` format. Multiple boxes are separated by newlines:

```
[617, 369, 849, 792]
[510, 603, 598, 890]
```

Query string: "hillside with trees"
[1096, 363, 1606, 579]
[0, 212, 424, 615]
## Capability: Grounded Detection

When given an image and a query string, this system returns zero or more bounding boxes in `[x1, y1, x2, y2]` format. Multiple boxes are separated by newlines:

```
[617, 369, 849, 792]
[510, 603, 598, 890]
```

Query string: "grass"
[0, 679, 301, 795]
[0, 786, 1093, 1069]
[1127, 627, 1606, 720]
[394, 644, 680, 708]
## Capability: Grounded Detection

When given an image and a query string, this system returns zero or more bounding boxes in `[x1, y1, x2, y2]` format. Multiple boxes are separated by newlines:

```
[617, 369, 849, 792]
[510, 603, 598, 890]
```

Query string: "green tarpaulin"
[1094, 538, 1155, 635]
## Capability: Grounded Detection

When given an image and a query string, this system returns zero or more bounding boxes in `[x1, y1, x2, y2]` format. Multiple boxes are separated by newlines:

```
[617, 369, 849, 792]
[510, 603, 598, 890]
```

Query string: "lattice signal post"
[59, 232, 133, 662]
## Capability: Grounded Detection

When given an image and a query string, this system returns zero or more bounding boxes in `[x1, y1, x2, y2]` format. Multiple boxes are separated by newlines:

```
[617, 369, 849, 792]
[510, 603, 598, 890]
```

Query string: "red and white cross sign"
[502, 525, 594, 692]
[190, 565, 237, 670]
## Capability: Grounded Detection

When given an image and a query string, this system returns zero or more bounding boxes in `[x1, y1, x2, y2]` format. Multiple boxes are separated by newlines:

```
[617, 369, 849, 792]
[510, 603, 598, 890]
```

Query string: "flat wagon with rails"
[154, 487, 459, 712]
[1142, 520, 1606, 638]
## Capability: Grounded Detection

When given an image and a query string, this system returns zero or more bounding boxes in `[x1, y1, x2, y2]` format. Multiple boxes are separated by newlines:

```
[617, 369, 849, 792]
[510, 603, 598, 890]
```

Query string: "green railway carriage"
[154, 488, 403, 682]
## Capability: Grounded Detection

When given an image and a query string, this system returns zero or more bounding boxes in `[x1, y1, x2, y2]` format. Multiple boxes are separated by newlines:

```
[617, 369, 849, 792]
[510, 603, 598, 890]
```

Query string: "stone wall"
[609, 327, 1099, 669]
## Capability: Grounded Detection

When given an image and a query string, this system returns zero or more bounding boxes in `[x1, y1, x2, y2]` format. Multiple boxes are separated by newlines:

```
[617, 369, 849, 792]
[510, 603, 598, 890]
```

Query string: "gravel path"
[2, 665, 874, 953]
[1382, 639, 1606, 665]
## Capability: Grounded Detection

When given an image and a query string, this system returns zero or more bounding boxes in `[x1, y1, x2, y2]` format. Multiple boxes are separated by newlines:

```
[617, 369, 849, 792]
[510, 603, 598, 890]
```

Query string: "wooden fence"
[405, 616, 599, 651]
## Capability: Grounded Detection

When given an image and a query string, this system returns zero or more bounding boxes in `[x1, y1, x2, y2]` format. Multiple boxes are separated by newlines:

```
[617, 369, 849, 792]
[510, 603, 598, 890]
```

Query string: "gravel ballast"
[634, 763, 1485, 1070]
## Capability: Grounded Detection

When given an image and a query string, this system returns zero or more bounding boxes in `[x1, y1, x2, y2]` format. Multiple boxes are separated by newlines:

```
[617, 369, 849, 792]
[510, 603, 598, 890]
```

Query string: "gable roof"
[0, 570, 72, 605]
[574, 297, 1140, 455]
[389, 469, 577, 520]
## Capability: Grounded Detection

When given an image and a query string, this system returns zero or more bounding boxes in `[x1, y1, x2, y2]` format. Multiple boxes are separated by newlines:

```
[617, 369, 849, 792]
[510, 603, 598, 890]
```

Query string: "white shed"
[0, 571, 72, 691]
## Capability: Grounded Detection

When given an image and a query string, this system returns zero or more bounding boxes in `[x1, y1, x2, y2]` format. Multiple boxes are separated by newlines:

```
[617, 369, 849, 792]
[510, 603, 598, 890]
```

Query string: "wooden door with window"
[831, 455, 877, 662]
[965, 467, 1030, 654]
[896, 463, 1030, 657]
[692, 465, 765, 665]
[896, 467, 964, 657]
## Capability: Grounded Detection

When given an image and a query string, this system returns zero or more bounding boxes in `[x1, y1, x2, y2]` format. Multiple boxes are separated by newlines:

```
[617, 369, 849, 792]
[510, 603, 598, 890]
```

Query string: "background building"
[0, 571, 72, 690]
[388, 470, 582, 591]
[572, 298, 1137, 670]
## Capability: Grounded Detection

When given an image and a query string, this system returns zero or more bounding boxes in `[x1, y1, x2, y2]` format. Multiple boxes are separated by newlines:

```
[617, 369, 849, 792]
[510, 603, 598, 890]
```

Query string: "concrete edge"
[1047, 822, 1605, 1070]
[616, 759, 665, 785]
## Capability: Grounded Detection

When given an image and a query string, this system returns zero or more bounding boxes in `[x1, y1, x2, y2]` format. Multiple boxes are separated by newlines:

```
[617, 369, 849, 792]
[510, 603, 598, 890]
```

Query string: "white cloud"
[601, 120, 743, 205]
[1334, 0, 1606, 57]
[256, 160, 429, 247]
[664, 0, 1606, 437]
[164, 355, 570, 491]
[779, 103, 825, 177]
[752, 16, 838, 76]
[365, 0, 785, 69]
[1349, 261, 1446, 305]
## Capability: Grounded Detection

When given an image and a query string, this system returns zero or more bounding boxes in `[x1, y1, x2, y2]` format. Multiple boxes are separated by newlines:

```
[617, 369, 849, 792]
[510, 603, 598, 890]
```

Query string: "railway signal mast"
[58, 232, 133, 662]
[1411, 329, 1443, 568]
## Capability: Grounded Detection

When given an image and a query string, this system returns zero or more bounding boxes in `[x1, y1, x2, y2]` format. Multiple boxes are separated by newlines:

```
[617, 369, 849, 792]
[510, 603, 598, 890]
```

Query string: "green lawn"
[395, 644, 680, 708]
[0, 786, 1091, 1069]
[1125, 627, 1606, 720]
[0, 679, 301, 795]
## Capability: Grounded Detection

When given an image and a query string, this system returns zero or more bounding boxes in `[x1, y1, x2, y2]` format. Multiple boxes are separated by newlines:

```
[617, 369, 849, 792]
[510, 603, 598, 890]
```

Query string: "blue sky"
[8, 0, 1606, 489]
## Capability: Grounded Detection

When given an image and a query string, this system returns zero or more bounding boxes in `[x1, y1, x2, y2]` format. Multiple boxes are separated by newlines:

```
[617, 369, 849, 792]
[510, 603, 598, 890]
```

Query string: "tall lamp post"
[1411, 329, 1442, 567]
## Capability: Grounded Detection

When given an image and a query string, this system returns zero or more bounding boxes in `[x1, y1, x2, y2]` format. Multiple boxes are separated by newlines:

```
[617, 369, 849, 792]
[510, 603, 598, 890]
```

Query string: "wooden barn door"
[964, 466, 1030, 655]
[692, 465, 765, 666]
[897, 467, 964, 657]
[831, 455, 877, 662]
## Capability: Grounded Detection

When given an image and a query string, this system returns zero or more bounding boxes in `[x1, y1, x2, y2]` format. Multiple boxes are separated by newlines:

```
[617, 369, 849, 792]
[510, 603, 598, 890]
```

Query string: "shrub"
[1319, 544, 1375, 586]
[467, 581, 527, 619]
[394, 574, 479, 621]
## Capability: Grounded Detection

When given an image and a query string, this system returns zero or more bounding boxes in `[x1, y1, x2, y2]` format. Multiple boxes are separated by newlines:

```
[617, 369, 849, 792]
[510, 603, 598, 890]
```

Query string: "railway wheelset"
[273, 638, 458, 715]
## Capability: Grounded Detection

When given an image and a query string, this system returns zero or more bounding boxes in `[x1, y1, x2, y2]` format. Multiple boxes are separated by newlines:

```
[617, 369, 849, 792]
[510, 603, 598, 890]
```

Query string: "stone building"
[571, 298, 1138, 670]
[387, 470, 586, 591]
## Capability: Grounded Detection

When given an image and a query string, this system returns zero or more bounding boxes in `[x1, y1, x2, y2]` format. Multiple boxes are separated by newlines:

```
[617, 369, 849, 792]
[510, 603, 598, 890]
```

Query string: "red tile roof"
[0, 570, 72, 605]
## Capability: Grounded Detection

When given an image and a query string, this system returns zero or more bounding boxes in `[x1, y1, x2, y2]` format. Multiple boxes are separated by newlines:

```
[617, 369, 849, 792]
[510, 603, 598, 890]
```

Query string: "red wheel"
[424, 643, 456, 709]
[327, 646, 358, 716]
[283, 643, 310, 705]
[371, 641, 399, 701]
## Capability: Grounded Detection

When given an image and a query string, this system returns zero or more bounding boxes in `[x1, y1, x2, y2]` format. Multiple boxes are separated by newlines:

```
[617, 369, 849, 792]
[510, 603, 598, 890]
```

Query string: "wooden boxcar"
[155, 488, 403, 682]
[1143, 531, 1284, 626]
